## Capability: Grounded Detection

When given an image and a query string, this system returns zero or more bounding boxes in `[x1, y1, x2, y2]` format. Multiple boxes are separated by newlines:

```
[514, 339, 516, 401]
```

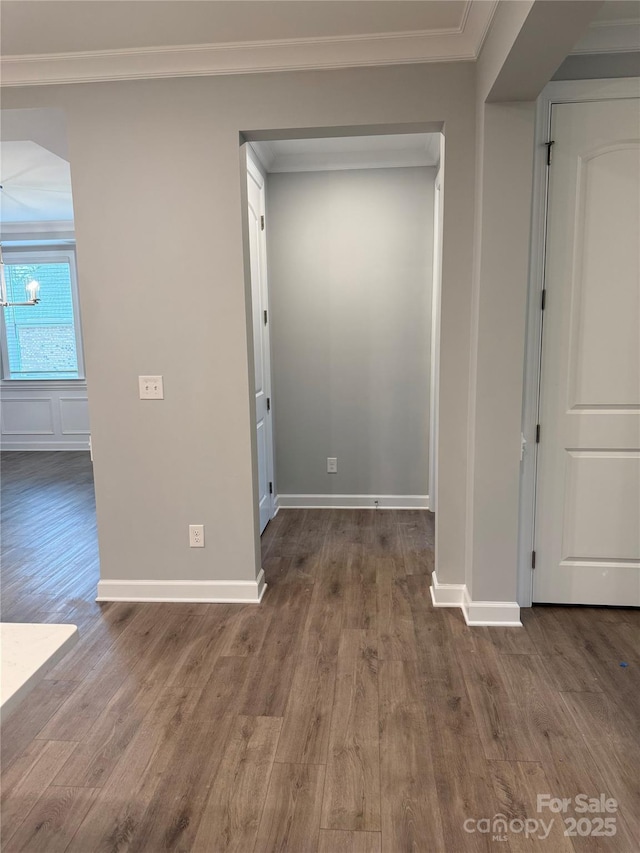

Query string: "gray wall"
[267, 167, 434, 498]
[2, 63, 475, 586]
[553, 52, 640, 80]
[0, 3, 599, 605]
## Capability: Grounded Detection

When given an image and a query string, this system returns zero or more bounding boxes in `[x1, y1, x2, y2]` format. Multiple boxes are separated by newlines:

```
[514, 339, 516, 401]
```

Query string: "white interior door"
[534, 96, 640, 605]
[429, 159, 444, 515]
[247, 147, 274, 534]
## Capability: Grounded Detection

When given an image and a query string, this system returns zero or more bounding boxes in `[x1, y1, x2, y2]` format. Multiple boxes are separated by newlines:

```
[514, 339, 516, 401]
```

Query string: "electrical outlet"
[189, 524, 205, 547]
[139, 375, 164, 399]
[327, 457, 338, 473]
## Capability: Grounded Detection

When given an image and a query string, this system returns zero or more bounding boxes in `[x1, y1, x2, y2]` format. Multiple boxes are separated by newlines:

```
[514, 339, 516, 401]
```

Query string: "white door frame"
[428, 137, 444, 517]
[517, 76, 640, 607]
[246, 144, 277, 528]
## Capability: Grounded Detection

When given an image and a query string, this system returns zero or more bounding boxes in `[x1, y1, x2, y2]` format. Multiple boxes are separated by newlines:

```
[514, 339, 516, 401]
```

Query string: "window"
[1, 249, 84, 381]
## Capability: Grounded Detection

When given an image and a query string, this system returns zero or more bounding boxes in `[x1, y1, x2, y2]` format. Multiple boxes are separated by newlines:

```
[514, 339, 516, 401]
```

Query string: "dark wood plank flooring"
[1, 452, 639, 851]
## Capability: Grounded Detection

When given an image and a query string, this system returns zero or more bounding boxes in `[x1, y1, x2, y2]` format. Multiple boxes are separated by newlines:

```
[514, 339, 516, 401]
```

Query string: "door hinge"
[263, 309, 268, 325]
[541, 288, 546, 311]
[545, 140, 555, 166]
[269, 481, 273, 494]
[536, 424, 541, 444]
[260, 215, 265, 231]
[531, 550, 536, 569]
[266, 397, 271, 412]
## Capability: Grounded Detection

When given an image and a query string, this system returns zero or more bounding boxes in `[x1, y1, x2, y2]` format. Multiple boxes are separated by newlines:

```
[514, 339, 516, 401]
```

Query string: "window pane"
[3, 261, 80, 380]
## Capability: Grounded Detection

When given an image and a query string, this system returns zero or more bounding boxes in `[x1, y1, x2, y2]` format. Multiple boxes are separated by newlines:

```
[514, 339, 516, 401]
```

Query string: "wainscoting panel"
[0, 397, 54, 435]
[1, 383, 89, 450]
[59, 396, 91, 435]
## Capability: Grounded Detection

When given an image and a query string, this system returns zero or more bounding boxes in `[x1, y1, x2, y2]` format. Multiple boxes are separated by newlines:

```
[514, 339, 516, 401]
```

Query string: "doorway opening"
[242, 129, 444, 567]
[0, 108, 98, 635]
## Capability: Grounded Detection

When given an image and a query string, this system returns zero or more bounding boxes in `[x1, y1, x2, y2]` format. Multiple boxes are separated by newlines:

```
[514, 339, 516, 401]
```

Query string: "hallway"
[1, 453, 638, 851]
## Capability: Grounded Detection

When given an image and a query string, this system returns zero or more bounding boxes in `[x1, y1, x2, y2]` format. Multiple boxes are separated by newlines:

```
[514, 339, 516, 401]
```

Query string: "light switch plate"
[327, 457, 338, 473]
[139, 375, 164, 399]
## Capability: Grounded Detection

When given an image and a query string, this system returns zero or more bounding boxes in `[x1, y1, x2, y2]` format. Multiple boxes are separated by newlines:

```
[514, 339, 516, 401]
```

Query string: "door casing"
[518, 77, 640, 608]
[246, 145, 276, 533]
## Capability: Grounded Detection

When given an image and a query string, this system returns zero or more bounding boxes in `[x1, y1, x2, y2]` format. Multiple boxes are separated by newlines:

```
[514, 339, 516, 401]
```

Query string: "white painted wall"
[266, 166, 434, 501]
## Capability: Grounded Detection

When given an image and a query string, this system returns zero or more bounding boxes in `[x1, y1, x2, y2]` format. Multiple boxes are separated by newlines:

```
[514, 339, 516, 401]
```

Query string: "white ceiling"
[1, 1, 469, 55]
[0, 141, 74, 224]
[252, 133, 442, 173]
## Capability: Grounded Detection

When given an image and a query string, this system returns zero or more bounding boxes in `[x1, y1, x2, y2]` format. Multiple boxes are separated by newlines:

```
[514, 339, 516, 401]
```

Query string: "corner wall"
[432, 0, 600, 622]
[1, 63, 476, 598]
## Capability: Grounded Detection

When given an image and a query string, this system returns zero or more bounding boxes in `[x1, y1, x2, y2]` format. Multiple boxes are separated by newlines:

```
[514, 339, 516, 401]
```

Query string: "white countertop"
[1, 622, 79, 719]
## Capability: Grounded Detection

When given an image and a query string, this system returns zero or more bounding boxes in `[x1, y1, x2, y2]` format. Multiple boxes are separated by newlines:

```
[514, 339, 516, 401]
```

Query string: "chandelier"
[0, 244, 41, 307]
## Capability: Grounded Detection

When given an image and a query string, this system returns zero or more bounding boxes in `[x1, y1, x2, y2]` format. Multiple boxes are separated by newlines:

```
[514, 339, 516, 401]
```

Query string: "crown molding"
[251, 130, 442, 174]
[250, 141, 276, 174]
[0, 2, 498, 87]
[571, 19, 640, 55]
[264, 147, 440, 173]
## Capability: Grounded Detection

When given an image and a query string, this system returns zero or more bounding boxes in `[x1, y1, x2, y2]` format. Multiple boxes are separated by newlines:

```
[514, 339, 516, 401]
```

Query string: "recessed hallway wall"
[267, 166, 435, 500]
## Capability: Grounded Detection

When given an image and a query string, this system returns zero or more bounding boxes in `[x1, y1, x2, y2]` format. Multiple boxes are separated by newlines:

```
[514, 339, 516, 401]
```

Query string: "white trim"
[462, 588, 521, 627]
[518, 77, 640, 609]
[0, 221, 75, 241]
[250, 133, 443, 174]
[572, 19, 640, 56]
[277, 494, 429, 510]
[263, 149, 440, 174]
[272, 493, 280, 517]
[0, 440, 90, 451]
[246, 144, 276, 533]
[429, 149, 444, 516]
[0, 2, 498, 87]
[534, 77, 640, 106]
[249, 141, 275, 176]
[96, 569, 266, 604]
[429, 571, 465, 607]
[0, 246, 85, 382]
[429, 572, 521, 626]
[0, 380, 86, 390]
[246, 145, 266, 189]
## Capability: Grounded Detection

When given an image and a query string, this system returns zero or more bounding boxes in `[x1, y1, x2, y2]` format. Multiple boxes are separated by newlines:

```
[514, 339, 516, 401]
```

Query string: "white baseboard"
[429, 570, 465, 606]
[96, 569, 266, 604]
[272, 494, 280, 517]
[277, 494, 429, 510]
[462, 588, 521, 626]
[0, 441, 90, 451]
[430, 571, 521, 626]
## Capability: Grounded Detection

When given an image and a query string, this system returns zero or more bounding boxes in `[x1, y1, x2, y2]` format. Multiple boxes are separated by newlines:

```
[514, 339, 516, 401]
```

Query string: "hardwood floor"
[1, 451, 639, 851]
